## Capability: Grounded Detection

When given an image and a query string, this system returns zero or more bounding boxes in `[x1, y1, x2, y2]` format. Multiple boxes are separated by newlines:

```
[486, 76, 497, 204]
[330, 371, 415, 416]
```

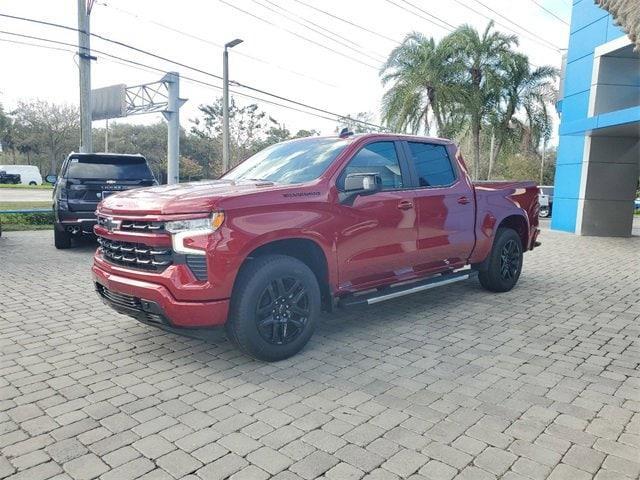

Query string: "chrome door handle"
[457, 196, 470, 205]
[397, 200, 414, 210]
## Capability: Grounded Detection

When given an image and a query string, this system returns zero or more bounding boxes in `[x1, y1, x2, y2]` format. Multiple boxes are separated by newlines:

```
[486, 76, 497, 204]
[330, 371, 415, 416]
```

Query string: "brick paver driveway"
[1, 227, 639, 480]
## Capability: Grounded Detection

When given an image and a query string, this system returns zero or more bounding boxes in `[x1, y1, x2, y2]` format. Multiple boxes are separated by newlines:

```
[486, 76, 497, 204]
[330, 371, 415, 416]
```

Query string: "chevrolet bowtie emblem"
[104, 217, 121, 232]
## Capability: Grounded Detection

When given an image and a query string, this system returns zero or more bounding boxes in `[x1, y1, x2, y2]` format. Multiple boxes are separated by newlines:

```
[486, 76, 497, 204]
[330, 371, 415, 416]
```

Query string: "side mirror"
[344, 173, 381, 194]
[45, 175, 57, 184]
[340, 173, 381, 205]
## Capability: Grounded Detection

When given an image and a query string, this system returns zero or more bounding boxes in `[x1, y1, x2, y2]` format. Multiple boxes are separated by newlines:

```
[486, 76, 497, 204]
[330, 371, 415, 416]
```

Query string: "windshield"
[222, 137, 349, 184]
[66, 156, 154, 180]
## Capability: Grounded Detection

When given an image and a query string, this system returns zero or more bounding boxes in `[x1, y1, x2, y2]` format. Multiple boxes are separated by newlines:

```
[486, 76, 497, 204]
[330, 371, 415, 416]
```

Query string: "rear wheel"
[226, 254, 320, 361]
[539, 207, 550, 218]
[28, 181, 37, 186]
[54, 227, 72, 249]
[478, 228, 523, 292]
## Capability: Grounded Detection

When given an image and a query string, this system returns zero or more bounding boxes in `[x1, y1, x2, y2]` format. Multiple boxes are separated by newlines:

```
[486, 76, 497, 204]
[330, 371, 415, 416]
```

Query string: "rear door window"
[406, 142, 456, 187]
[66, 156, 153, 180]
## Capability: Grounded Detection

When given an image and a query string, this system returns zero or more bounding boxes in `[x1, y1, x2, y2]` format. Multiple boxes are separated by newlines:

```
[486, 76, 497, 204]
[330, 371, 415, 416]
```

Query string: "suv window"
[339, 141, 403, 191]
[407, 142, 455, 187]
[66, 156, 154, 180]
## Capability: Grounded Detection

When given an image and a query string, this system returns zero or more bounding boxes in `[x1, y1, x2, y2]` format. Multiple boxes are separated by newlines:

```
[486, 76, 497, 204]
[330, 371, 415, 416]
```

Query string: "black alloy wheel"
[256, 277, 310, 345]
[500, 239, 521, 282]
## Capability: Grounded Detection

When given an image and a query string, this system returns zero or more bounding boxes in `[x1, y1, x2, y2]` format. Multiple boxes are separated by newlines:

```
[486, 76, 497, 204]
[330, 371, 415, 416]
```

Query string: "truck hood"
[99, 179, 277, 215]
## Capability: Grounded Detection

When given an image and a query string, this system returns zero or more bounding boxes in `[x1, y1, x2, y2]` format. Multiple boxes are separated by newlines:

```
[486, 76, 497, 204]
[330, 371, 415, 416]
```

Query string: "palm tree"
[380, 33, 458, 136]
[489, 54, 558, 175]
[441, 22, 518, 179]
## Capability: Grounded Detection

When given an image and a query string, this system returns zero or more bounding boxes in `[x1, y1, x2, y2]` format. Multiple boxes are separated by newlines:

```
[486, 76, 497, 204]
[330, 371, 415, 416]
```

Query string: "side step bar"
[338, 269, 478, 308]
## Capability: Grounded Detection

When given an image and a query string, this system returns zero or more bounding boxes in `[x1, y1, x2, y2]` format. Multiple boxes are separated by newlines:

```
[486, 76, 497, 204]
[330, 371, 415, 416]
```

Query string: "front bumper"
[93, 264, 230, 328]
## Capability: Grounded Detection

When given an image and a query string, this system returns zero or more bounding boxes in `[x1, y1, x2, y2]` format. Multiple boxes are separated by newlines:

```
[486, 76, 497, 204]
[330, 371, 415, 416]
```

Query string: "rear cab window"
[406, 142, 456, 188]
[66, 156, 154, 180]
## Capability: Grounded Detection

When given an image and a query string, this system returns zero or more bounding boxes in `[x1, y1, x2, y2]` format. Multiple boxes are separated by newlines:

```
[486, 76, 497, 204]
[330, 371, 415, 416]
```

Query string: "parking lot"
[1, 226, 639, 480]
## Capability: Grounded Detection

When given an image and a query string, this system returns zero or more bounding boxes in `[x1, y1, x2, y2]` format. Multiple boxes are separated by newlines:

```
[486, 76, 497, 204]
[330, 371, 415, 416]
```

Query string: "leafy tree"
[191, 97, 278, 172]
[11, 100, 79, 174]
[442, 22, 518, 180]
[380, 33, 459, 136]
[488, 53, 557, 175]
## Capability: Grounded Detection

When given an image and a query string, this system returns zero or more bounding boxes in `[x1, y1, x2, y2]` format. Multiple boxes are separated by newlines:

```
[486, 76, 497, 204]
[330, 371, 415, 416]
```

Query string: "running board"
[338, 269, 478, 308]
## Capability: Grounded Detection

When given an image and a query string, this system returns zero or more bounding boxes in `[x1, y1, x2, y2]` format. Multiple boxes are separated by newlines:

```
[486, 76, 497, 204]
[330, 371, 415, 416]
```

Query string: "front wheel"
[478, 228, 523, 292]
[539, 207, 550, 218]
[29, 181, 37, 186]
[226, 254, 321, 362]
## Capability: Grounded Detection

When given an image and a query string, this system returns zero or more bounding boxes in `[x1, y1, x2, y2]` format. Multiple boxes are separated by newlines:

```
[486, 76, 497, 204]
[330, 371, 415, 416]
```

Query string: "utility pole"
[488, 129, 495, 180]
[163, 72, 181, 185]
[222, 38, 243, 174]
[77, 0, 93, 153]
[104, 119, 108, 152]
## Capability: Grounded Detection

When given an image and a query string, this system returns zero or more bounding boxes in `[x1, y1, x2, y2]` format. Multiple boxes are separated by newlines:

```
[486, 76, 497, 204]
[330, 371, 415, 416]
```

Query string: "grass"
[0, 201, 51, 211]
[0, 183, 53, 190]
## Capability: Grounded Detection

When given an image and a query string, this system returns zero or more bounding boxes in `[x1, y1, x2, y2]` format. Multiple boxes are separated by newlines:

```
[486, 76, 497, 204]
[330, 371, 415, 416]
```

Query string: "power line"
[255, 0, 386, 63]
[248, 0, 384, 64]
[466, 0, 562, 51]
[529, 0, 569, 26]
[387, 0, 456, 31]
[215, 0, 379, 70]
[290, 0, 400, 45]
[449, 0, 559, 54]
[0, 29, 346, 124]
[98, 1, 339, 89]
[0, 22, 386, 130]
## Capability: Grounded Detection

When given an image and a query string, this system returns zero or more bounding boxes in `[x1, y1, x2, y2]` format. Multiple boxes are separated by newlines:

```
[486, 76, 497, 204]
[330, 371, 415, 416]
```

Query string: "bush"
[0, 212, 53, 231]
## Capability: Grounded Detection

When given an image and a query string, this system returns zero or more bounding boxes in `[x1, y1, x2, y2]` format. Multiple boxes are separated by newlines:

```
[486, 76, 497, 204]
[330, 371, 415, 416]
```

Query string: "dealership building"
[553, 0, 639, 236]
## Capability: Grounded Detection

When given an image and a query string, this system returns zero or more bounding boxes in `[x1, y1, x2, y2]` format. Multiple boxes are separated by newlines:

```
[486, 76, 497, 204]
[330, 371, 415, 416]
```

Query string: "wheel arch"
[497, 214, 529, 250]
[234, 237, 333, 311]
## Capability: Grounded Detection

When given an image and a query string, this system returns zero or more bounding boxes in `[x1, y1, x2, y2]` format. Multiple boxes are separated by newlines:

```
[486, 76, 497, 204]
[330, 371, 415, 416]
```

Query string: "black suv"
[48, 153, 157, 249]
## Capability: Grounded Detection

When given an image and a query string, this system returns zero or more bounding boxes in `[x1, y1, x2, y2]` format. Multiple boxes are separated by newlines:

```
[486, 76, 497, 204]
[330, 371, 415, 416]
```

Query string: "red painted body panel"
[92, 133, 540, 327]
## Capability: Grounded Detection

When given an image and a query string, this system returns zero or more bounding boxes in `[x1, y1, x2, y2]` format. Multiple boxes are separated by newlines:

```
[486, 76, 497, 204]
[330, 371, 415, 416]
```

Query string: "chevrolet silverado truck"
[93, 133, 540, 361]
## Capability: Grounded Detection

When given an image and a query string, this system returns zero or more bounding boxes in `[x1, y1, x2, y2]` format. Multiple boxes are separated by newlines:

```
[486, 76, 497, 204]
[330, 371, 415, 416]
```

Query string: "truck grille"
[97, 236, 172, 272]
[97, 216, 164, 232]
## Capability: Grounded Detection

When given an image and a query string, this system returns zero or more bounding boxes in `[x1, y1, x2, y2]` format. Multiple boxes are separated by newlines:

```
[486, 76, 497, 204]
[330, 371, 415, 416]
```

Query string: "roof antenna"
[339, 127, 354, 138]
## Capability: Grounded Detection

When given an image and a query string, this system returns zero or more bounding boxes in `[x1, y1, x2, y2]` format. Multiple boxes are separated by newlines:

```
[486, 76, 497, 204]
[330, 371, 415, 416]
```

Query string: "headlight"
[166, 212, 224, 255]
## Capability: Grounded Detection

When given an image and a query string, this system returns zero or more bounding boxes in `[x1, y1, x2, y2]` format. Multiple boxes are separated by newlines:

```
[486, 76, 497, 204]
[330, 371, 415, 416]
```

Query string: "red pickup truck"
[93, 133, 540, 361]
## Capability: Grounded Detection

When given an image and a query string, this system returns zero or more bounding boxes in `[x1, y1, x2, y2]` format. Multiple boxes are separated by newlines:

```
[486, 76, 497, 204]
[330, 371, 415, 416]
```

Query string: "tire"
[54, 227, 72, 249]
[29, 181, 37, 186]
[226, 254, 321, 362]
[478, 228, 523, 293]
[539, 207, 550, 218]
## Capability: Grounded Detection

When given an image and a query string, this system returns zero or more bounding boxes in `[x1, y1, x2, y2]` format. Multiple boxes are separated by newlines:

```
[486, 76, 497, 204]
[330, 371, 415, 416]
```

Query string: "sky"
[0, 0, 572, 144]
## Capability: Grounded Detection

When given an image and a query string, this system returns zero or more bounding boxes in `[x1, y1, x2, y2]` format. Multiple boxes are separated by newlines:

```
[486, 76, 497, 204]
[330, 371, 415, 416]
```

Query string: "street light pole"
[222, 38, 243, 174]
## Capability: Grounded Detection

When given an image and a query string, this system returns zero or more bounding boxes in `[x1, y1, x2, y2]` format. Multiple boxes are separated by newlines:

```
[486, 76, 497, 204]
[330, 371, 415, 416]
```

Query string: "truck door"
[335, 140, 418, 291]
[402, 141, 476, 273]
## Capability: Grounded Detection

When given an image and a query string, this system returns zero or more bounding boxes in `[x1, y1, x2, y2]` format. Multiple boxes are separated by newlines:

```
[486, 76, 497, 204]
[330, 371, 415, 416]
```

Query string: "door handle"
[457, 196, 471, 205]
[397, 200, 414, 210]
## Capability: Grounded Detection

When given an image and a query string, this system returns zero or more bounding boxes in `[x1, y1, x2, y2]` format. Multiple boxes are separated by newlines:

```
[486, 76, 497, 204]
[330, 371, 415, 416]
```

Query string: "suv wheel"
[226, 254, 320, 361]
[54, 227, 72, 249]
[478, 228, 523, 292]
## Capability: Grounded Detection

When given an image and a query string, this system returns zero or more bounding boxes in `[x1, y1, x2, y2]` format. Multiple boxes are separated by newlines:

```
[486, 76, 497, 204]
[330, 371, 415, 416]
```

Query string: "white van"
[0, 165, 43, 185]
